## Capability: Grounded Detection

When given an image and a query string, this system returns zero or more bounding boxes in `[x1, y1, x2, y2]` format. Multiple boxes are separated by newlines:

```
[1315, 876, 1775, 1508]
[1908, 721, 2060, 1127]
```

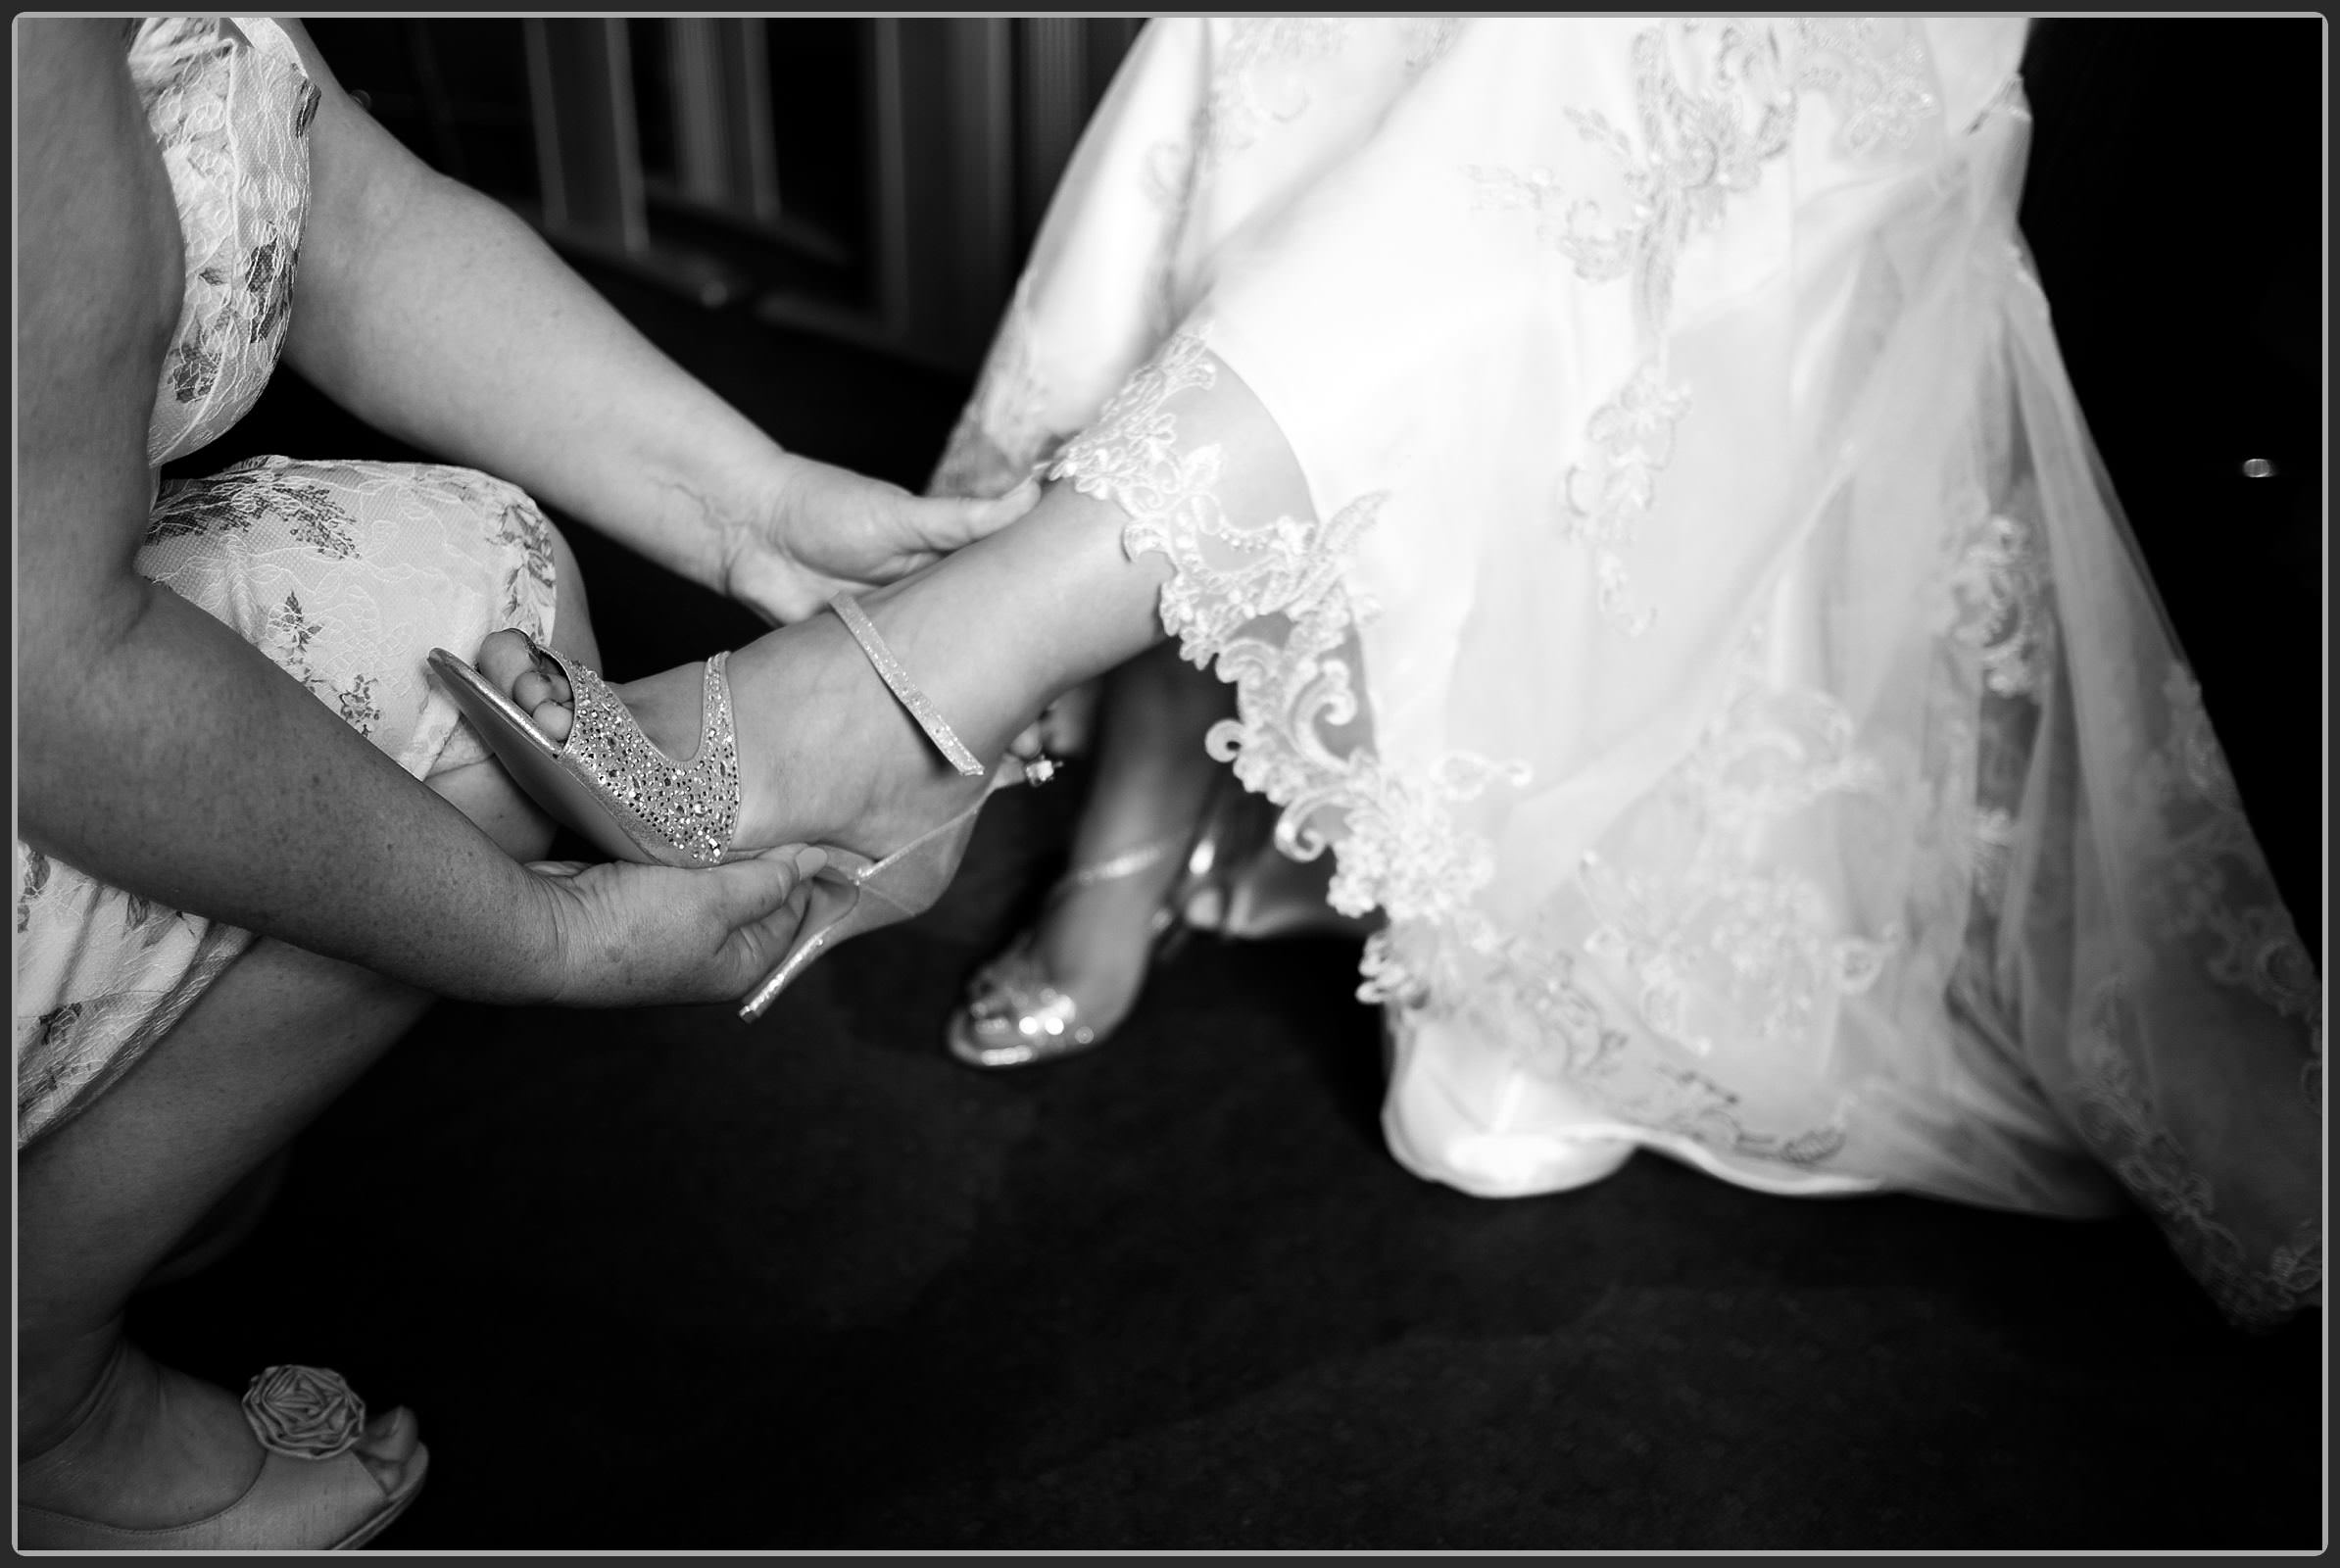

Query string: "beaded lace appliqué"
[931, 281, 1058, 501]
[1198, 19, 1349, 171]
[1949, 512, 2056, 698]
[1559, 366, 1692, 637]
[1049, 333, 1530, 934]
[1471, 21, 1944, 635]
[2075, 975, 2321, 1330]
[1577, 621, 1902, 1064]
[1794, 19, 1940, 156]
[2133, 665, 2321, 1033]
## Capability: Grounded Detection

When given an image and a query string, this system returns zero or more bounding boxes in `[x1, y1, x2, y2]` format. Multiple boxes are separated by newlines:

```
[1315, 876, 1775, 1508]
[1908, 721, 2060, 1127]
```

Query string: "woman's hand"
[723, 455, 1042, 626]
[524, 846, 827, 1009]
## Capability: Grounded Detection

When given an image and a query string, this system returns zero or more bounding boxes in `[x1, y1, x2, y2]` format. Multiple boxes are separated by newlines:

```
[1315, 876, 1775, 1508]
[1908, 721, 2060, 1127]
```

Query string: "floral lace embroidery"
[1559, 364, 1692, 638]
[1140, 18, 1351, 332]
[1145, 18, 1348, 208]
[1792, 18, 1939, 155]
[1050, 333, 1530, 932]
[1373, 914, 1856, 1170]
[2074, 975, 2321, 1330]
[132, 17, 319, 467]
[1577, 622, 1901, 1058]
[2136, 665, 2321, 1033]
[1470, 24, 1796, 633]
[1349, 613, 1879, 1174]
[1472, 21, 1947, 633]
[931, 281, 1059, 501]
[1948, 512, 2056, 698]
[1200, 18, 1349, 170]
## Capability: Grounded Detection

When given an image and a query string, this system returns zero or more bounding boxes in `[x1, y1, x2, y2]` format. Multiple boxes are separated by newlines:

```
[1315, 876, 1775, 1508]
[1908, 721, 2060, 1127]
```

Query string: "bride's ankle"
[720, 608, 1005, 860]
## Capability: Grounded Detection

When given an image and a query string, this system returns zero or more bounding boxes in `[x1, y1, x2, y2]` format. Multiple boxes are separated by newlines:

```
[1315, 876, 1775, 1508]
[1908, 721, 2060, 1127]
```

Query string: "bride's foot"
[471, 594, 1006, 869]
[462, 577, 1095, 1016]
[950, 645, 1229, 1066]
[951, 822, 1199, 1068]
[18, 1340, 420, 1533]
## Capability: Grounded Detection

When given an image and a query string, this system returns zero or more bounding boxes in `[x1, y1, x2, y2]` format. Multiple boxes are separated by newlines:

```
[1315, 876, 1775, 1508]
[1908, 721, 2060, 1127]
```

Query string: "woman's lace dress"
[14, 17, 561, 1145]
[929, 18, 2320, 1328]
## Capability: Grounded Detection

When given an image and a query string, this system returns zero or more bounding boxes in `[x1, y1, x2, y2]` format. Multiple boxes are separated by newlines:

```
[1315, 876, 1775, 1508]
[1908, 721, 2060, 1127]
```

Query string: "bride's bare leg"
[1028, 644, 1230, 1030]
[475, 345, 1316, 888]
[476, 476, 1179, 861]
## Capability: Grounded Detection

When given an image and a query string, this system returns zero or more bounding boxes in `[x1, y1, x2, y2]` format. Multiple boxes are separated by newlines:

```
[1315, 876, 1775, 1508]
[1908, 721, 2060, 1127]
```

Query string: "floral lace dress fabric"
[14, 17, 561, 1145]
[929, 18, 2319, 1327]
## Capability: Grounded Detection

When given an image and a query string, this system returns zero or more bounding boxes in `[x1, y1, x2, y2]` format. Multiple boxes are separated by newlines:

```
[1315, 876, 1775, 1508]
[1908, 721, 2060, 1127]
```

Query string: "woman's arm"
[273, 20, 1031, 626]
[18, 20, 807, 1008]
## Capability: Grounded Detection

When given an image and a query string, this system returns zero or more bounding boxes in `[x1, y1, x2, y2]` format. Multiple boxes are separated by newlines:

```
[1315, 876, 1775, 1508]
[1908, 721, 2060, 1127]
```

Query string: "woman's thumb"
[715, 844, 827, 917]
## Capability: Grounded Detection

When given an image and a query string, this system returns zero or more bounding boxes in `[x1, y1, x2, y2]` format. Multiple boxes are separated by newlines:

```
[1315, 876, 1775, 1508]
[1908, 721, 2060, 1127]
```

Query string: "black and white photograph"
[14, 12, 2324, 1553]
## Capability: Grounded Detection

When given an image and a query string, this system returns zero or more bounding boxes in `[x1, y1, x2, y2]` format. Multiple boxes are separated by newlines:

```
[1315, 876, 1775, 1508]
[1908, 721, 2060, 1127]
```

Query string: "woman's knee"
[425, 514, 594, 862]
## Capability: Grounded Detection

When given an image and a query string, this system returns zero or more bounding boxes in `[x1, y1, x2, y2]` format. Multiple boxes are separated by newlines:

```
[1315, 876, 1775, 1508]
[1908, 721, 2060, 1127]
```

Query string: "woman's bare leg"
[17, 525, 599, 1531]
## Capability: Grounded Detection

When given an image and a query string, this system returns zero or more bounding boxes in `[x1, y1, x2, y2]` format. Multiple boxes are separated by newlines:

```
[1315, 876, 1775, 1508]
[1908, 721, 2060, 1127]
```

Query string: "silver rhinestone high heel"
[427, 639, 743, 868]
[430, 593, 1042, 1022]
[946, 832, 1193, 1068]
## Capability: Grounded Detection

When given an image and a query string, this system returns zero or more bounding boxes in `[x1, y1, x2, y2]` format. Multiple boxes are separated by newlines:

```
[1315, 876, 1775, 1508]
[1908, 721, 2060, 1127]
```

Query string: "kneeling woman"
[17, 17, 1029, 1549]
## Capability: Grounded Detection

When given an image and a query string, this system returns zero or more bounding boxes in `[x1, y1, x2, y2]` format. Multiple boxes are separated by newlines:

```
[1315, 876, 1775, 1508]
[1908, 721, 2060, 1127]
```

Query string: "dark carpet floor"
[128, 20, 2321, 1555]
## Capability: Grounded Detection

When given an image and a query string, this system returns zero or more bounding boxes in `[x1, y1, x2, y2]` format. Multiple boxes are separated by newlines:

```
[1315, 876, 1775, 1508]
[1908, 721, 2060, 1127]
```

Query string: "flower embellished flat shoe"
[17, 1365, 428, 1551]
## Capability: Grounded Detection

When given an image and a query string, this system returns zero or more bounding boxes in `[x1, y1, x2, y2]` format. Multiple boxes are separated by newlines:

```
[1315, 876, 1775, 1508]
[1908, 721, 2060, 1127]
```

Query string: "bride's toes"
[477, 628, 574, 741]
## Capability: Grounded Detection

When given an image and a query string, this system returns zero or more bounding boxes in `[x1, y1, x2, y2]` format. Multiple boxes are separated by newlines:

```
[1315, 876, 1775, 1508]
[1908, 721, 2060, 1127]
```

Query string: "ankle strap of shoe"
[829, 594, 986, 777]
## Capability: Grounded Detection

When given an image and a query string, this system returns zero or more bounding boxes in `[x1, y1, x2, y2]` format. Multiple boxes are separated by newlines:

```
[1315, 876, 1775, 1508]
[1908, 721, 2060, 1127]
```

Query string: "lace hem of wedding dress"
[977, 17, 2315, 1329]
[1049, 333, 1532, 944]
[1052, 311, 2318, 1331]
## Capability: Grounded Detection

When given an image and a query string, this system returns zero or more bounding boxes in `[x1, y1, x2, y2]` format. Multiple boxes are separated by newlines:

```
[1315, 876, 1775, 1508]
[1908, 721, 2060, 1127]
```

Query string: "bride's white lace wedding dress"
[929, 18, 2320, 1327]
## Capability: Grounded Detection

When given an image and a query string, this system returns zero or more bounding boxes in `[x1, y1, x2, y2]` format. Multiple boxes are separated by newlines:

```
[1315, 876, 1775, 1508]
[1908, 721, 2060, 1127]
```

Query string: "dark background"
[141, 19, 2323, 1552]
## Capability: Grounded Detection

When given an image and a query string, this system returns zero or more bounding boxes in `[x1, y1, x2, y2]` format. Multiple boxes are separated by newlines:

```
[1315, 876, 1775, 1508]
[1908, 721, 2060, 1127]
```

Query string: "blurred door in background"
[307, 17, 1144, 378]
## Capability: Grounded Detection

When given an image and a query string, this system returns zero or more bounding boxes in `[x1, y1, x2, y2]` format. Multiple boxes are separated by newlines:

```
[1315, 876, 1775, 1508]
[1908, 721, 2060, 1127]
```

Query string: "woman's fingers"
[904, 478, 1043, 557]
[867, 479, 1044, 575]
[527, 844, 831, 1006]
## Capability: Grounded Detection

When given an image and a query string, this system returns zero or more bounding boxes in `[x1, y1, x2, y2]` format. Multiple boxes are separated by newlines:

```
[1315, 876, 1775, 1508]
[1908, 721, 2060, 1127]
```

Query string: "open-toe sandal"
[429, 592, 1042, 1022]
[18, 1365, 426, 1551]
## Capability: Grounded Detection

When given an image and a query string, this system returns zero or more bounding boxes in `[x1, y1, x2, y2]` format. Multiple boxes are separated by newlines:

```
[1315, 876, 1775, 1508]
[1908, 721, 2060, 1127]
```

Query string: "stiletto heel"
[736, 760, 1024, 1023]
[430, 592, 1043, 1022]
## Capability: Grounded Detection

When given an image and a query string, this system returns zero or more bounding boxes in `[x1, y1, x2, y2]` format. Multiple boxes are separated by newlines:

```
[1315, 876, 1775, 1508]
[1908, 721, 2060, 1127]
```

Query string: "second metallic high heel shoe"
[945, 773, 1381, 1070]
[945, 829, 1195, 1068]
[430, 593, 1041, 1023]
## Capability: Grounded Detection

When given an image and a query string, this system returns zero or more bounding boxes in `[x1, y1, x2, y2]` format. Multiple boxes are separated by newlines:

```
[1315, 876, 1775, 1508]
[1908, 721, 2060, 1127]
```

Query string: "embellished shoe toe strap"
[967, 945, 1094, 1046]
[535, 636, 743, 865]
[828, 594, 987, 777]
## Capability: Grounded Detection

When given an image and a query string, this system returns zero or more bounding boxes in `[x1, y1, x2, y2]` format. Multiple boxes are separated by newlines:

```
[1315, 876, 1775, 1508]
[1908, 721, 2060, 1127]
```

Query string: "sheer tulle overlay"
[15, 19, 561, 1144]
[930, 18, 2320, 1326]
